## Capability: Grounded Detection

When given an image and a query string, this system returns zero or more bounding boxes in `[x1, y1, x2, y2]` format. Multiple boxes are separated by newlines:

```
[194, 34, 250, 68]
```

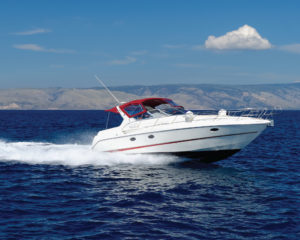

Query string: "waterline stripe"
[109, 131, 258, 152]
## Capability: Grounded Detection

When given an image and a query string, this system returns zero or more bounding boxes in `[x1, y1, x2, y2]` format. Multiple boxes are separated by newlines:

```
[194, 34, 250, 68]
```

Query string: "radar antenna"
[94, 75, 121, 105]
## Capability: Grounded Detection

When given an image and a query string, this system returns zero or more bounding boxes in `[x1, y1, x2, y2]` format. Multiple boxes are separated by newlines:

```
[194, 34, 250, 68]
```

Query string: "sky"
[1, 0, 300, 88]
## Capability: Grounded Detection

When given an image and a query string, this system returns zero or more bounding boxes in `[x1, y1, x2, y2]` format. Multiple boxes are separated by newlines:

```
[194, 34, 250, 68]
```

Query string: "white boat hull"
[91, 96, 272, 162]
[92, 117, 270, 161]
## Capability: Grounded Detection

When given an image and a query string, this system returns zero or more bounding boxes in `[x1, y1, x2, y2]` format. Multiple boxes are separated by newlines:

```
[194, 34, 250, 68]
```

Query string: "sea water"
[0, 110, 299, 239]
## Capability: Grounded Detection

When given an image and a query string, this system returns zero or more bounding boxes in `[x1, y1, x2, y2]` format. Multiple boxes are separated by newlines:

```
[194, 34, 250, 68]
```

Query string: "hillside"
[0, 83, 300, 110]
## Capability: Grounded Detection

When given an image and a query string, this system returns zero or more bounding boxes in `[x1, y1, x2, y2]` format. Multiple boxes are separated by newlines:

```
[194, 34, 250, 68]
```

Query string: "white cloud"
[13, 28, 51, 35]
[205, 25, 272, 50]
[279, 44, 300, 54]
[14, 44, 44, 51]
[13, 44, 75, 53]
[109, 56, 136, 65]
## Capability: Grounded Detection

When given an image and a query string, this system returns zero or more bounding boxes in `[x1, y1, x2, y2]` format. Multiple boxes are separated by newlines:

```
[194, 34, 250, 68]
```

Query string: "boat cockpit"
[106, 98, 186, 120]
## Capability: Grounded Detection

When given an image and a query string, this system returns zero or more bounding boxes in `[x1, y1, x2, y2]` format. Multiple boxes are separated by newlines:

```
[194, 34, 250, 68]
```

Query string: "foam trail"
[0, 141, 179, 166]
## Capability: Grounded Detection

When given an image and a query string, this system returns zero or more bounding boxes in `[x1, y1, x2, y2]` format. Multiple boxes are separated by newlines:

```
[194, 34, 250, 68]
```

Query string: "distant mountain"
[0, 83, 300, 110]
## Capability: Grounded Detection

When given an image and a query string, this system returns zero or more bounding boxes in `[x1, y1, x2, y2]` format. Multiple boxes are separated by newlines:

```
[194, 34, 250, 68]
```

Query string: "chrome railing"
[121, 108, 277, 132]
[226, 109, 275, 120]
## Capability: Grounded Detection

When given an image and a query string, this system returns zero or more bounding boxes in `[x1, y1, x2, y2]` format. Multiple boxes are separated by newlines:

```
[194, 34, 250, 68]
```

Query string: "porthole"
[210, 128, 219, 132]
[130, 137, 136, 141]
[148, 135, 154, 139]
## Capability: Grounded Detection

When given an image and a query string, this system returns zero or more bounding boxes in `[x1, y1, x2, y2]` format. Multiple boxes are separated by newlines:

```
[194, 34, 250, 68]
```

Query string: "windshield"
[123, 104, 145, 117]
[121, 99, 186, 120]
[164, 99, 181, 107]
[142, 102, 186, 119]
[155, 104, 186, 115]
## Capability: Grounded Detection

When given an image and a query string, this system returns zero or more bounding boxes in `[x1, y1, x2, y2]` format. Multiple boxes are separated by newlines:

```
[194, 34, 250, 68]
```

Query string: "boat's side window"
[130, 137, 136, 141]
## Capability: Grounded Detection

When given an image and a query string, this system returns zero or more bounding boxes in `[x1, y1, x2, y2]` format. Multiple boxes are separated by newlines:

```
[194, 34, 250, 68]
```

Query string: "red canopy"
[106, 98, 173, 116]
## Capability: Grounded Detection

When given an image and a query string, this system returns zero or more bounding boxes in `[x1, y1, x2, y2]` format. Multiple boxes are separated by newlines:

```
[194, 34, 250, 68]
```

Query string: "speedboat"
[92, 97, 273, 162]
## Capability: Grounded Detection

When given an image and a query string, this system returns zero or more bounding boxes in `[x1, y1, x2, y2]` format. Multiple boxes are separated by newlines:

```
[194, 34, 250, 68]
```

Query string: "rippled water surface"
[0, 110, 299, 239]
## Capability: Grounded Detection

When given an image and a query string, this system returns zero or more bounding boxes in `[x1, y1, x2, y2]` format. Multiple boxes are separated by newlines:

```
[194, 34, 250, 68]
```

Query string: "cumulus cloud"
[109, 56, 136, 65]
[13, 44, 75, 53]
[13, 28, 51, 35]
[205, 25, 272, 50]
[279, 44, 300, 54]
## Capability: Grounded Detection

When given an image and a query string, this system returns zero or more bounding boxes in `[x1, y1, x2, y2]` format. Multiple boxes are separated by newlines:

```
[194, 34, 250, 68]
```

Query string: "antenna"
[94, 74, 121, 105]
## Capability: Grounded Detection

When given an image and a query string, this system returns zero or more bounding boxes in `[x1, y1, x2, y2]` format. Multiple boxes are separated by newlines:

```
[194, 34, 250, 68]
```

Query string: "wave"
[0, 140, 179, 166]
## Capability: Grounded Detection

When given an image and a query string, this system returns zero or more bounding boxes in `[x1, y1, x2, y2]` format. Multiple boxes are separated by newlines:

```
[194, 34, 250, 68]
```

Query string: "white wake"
[0, 140, 179, 166]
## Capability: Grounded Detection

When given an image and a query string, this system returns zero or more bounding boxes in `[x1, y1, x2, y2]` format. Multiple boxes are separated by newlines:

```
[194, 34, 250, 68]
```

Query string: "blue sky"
[1, 0, 300, 88]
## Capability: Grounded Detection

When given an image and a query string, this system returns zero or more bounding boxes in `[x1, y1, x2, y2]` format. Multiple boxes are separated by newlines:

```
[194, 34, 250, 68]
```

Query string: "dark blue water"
[0, 110, 299, 240]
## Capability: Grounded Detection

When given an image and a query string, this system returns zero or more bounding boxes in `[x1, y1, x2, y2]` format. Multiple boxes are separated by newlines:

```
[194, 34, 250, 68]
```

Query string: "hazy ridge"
[0, 83, 300, 110]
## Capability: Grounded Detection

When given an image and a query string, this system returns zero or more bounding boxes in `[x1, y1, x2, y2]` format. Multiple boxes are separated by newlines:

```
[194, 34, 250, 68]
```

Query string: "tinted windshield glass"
[155, 104, 186, 115]
[165, 99, 181, 107]
[123, 104, 144, 116]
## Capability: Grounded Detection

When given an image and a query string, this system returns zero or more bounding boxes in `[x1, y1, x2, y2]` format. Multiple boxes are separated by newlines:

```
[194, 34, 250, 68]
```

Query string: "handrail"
[121, 109, 275, 132]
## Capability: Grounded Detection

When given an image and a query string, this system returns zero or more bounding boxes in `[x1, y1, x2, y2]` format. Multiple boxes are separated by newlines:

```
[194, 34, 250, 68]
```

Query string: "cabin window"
[123, 104, 144, 117]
